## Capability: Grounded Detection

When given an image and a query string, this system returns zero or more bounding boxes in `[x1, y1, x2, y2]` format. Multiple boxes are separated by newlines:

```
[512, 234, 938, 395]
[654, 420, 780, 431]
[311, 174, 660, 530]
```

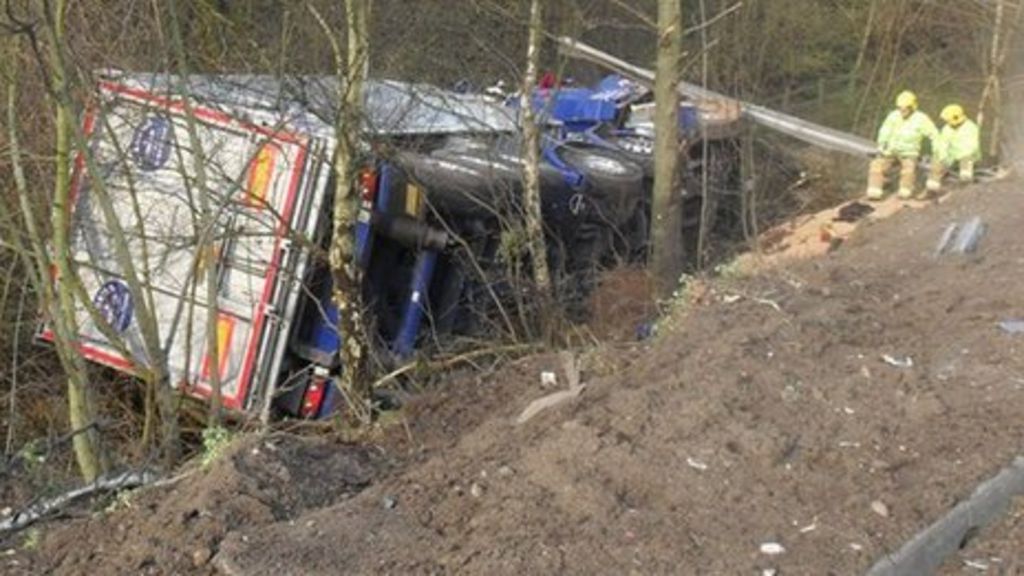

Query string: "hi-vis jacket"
[935, 119, 981, 166]
[877, 110, 938, 159]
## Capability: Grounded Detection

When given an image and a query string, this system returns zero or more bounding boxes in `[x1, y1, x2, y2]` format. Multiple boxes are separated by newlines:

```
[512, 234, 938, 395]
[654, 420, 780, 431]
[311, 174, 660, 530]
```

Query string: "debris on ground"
[881, 354, 914, 369]
[936, 216, 988, 257]
[834, 201, 875, 223]
[540, 371, 558, 387]
[952, 216, 987, 254]
[516, 354, 585, 425]
[871, 500, 891, 518]
[685, 457, 709, 471]
[997, 320, 1024, 335]
[735, 194, 933, 272]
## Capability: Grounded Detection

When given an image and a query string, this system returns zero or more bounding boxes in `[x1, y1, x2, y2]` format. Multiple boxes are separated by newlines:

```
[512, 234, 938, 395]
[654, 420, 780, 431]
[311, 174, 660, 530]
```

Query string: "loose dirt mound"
[3, 436, 380, 575]
[5, 181, 1023, 575]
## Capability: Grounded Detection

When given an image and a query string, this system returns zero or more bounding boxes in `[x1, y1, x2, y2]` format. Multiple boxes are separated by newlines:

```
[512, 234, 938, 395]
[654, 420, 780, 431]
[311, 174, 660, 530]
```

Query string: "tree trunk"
[650, 0, 684, 296]
[976, 0, 1021, 161]
[1000, 3, 1024, 170]
[848, 0, 877, 95]
[327, 0, 373, 422]
[977, 0, 1005, 134]
[42, 0, 109, 482]
[519, 0, 555, 326]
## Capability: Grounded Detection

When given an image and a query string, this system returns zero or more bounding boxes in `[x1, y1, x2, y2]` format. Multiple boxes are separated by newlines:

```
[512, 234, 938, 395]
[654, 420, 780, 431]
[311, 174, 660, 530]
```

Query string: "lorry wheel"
[555, 145, 644, 229]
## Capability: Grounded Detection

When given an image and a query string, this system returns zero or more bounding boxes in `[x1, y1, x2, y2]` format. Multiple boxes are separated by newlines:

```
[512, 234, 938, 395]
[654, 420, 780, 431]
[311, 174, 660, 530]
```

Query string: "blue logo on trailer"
[130, 116, 172, 171]
[93, 280, 134, 333]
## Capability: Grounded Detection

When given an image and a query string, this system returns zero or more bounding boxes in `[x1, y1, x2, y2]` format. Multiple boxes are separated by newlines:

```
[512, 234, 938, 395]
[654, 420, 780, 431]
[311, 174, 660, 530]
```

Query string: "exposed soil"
[3, 180, 1024, 575]
[587, 266, 657, 341]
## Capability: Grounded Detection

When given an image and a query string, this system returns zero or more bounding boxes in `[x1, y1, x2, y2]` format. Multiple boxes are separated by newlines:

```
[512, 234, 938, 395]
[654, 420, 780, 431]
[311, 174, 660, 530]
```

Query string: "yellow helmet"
[941, 104, 966, 125]
[896, 91, 918, 110]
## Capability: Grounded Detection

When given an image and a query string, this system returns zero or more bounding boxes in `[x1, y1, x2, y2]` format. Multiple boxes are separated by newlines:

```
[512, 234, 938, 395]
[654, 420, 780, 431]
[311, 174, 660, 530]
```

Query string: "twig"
[752, 297, 783, 313]
[0, 470, 157, 534]
[683, 2, 742, 35]
[371, 343, 538, 390]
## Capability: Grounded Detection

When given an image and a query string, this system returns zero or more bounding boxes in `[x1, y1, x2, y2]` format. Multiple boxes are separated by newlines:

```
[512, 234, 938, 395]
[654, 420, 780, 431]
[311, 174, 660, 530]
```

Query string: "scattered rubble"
[997, 320, 1024, 335]
[871, 500, 890, 518]
[881, 354, 914, 369]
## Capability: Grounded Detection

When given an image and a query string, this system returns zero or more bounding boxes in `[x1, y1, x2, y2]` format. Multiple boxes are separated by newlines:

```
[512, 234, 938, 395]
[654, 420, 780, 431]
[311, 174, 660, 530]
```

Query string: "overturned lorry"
[40, 69, 744, 419]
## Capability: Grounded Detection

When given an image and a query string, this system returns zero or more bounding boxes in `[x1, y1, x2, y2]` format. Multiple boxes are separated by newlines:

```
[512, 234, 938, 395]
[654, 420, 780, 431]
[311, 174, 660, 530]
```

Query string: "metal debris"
[935, 217, 987, 257]
[934, 223, 959, 256]
[952, 216, 986, 254]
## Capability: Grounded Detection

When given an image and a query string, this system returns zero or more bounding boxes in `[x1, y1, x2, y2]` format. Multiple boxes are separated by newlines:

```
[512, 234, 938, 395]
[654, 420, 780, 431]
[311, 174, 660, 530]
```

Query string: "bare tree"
[976, 0, 1022, 160]
[12, 0, 111, 481]
[311, 0, 374, 422]
[649, 0, 683, 295]
[519, 0, 555, 328]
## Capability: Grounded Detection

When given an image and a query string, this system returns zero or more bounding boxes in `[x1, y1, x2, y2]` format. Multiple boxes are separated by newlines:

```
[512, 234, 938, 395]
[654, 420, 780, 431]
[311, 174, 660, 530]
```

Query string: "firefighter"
[866, 91, 938, 200]
[926, 104, 981, 194]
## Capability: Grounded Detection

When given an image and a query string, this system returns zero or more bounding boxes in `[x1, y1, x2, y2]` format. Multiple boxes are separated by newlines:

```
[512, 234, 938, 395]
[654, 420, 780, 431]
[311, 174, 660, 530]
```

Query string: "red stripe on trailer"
[38, 329, 136, 372]
[234, 143, 308, 411]
[76, 343, 137, 371]
[67, 107, 98, 210]
[98, 81, 305, 145]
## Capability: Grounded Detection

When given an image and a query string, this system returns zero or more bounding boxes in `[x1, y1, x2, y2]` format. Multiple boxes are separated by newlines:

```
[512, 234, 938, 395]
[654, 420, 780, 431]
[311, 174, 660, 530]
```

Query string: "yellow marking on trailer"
[245, 143, 279, 207]
[201, 313, 235, 381]
[405, 183, 423, 218]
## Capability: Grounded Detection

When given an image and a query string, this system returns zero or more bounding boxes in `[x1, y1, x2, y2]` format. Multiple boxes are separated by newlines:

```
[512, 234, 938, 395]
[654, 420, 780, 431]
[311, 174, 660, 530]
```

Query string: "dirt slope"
[5, 180, 1024, 575]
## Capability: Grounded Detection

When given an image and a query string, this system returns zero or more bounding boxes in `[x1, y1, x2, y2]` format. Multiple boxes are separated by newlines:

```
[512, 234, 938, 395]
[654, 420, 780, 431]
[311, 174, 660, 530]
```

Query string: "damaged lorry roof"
[99, 71, 519, 137]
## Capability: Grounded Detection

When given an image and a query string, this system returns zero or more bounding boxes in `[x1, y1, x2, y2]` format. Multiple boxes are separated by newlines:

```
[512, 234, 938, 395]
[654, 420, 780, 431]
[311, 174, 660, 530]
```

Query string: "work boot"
[897, 187, 914, 200]
[866, 187, 884, 201]
[921, 179, 941, 199]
